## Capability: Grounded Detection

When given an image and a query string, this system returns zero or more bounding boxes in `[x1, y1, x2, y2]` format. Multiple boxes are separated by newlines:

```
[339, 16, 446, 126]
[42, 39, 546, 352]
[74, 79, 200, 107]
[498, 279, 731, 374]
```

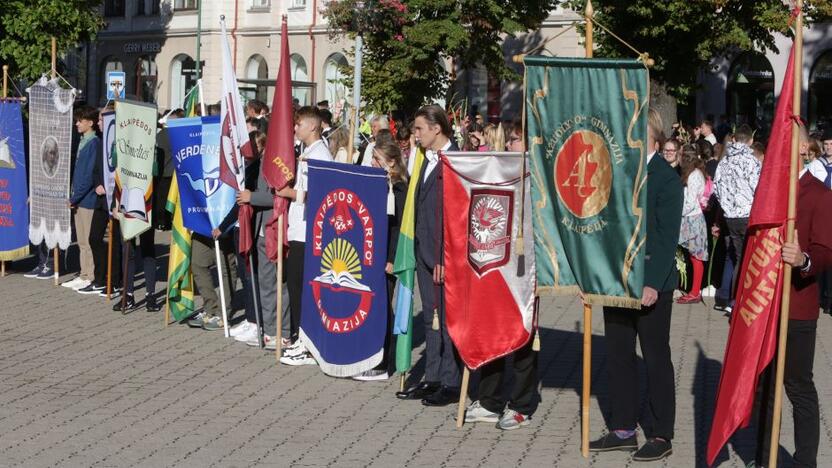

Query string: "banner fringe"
[299, 330, 384, 378]
[0, 246, 29, 261]
[535, 285, 581, 296]
[583, 293, 642, 310]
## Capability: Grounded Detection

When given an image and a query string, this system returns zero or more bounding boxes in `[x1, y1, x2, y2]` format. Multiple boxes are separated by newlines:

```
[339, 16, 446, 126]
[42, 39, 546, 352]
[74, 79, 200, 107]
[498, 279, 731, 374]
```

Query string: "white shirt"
[361, 142, 376, 167]
[287, 139, 333, 242]
[705, 134, 717, 146]
[422, 140, 452, 182]
[406, 147, 417, 175]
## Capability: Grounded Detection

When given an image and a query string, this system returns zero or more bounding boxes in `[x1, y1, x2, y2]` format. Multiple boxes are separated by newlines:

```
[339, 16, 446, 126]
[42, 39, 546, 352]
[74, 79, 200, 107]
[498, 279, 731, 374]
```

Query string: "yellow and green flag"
[392, 149, 425, 375]
[166, 176, 195, 320]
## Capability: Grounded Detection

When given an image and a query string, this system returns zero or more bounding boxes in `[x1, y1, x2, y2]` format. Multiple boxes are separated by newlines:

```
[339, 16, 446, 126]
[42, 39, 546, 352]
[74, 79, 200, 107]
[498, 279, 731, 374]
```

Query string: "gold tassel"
[432, 309, 440, 331]
[532, 329, 541, 351]
[515, 236, 524, 255]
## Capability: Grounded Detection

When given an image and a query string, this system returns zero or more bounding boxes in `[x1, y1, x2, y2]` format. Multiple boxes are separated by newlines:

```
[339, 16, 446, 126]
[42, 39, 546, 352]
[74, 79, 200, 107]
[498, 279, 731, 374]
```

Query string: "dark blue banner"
[167, 116, 234, 237]
[301, 160, 389, 377]
[0, 101, 29, 260]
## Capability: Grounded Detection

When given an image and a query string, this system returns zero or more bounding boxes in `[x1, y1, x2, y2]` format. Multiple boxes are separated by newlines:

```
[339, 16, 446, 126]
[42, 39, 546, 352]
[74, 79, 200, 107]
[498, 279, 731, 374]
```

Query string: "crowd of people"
[12, 96, 832, 464]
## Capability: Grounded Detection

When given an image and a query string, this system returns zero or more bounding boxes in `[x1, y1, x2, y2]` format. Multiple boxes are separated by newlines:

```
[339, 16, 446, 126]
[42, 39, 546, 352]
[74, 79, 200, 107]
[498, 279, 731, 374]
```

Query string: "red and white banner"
[219, 16, 252, 191]
[442, 152, 535, 370]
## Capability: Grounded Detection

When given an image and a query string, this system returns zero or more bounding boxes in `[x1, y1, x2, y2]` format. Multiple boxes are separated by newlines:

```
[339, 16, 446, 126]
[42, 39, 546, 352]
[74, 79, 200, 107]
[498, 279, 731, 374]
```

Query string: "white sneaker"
[702, 285, 716, 297]
[241, 328, 264, 346]
[279, 351, 316, 366]
[230, 321, 254, 338]
[352, 370, 390, 381]
[464, 400, 500, 423]
[284, 340, 306, 357]
[72, 279, 92, 291]
[61, 277, 83, 288]
[235, 324, 259, 343]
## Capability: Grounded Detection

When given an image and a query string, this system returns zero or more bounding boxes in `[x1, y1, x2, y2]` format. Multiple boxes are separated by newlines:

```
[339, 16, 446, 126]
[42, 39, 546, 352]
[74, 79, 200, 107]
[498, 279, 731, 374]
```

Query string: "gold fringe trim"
[0, 246, 29, 262]
[534, 287, 642, 310]
[535, 285, 582, 296]
[532, 329, 541, 351]
[432, 309, 440, 331]
[582, 293, 642, 310]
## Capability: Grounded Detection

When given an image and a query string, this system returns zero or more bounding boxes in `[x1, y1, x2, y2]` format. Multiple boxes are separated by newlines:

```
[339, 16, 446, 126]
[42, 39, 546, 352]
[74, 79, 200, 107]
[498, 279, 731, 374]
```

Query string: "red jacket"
[790, 173, 832, 320]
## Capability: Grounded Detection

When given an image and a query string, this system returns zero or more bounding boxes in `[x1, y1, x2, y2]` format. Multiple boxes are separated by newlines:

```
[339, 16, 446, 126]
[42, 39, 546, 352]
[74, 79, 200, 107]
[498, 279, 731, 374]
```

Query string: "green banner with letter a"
[524, 57, 647, 309]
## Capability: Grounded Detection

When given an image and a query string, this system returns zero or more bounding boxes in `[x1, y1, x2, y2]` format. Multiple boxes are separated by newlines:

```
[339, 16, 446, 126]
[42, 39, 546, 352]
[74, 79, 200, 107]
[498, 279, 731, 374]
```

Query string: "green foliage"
[566, 0, 832, 101]
[0, 0, 103, 82]
[323, 0, 558, 113]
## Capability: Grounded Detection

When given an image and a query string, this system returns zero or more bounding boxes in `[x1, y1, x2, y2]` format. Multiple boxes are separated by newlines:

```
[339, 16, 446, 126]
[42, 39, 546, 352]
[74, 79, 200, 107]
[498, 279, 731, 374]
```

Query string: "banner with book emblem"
[524, 57, 648, 308]
[300, 160, 389, 377]
[114, 99, 157, 240]
[101, 111, 117, 213]
[27, 77, 75, 249]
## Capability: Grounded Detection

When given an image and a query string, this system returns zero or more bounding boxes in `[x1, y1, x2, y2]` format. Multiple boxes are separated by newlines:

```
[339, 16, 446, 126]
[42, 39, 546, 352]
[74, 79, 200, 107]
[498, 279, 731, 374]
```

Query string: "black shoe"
[632, 438, 672, 461]
[396, 381, 440, 400]
[588, 432, 638, 452]
[78, 283, 105, 295]
[112, 294, 135, 312]
[146, 294, 161, 312]
[421, 386, 460, 407]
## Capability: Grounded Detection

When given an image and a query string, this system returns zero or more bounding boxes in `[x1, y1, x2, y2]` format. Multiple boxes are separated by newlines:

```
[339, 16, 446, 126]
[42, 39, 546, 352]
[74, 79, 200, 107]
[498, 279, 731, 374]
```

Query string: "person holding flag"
[590, 109, 683, 461]
[752, 129, 832, 468]
[395, 105, 462, 406]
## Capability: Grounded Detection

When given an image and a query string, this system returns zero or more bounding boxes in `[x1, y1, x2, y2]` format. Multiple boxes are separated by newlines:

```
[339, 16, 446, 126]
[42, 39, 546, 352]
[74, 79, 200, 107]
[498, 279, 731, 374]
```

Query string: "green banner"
[524, 57, 647, 309]
[114, 100, 157, 240]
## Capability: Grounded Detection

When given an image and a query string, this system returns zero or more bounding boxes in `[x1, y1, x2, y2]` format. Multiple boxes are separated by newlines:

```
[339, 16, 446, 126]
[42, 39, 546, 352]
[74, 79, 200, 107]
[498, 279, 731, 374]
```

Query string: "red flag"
[263, 15, 295, 260]
[442, 152, 535, 369]
[706, 45, 796, 465]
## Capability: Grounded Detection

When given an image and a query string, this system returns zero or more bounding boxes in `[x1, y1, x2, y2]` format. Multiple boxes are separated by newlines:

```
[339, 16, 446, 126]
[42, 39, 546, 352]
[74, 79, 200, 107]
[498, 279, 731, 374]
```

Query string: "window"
[250, 0, 270, 8]
[136, 56, 158, 104]
[289, 0, 307, 9]
[323, 53, 349, 106]
[726, 52, 774, 139]
[809, 50, 832, 133]
[290, 54, 310, 105]
[136, 0, 160, 15]
[170, 54, 197, 108]
[174, 0, 198, 10]
[104, 0, 125, 17]
[245, 55, 269, 103]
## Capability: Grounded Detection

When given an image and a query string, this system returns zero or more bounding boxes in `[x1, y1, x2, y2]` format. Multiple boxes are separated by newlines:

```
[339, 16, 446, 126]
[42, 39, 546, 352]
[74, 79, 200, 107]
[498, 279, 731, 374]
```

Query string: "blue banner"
[300, 160, 389, 377]
[0, 101, 29, 260]
[167, 116, 236, 237]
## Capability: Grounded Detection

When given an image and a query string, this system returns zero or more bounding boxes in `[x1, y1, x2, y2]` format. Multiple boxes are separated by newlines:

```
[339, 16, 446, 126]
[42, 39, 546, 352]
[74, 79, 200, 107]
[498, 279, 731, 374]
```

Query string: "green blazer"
[644, 153, 684, 293]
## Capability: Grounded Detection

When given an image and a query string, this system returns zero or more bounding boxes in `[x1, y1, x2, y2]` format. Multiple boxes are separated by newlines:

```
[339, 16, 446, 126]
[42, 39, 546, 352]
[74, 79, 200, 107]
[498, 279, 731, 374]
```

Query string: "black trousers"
[89, 208, 110, 287]
[287, 241, 305, 341]
[819, 270, 832, 311]
[755, 319, 819, 468]
[603, 291, 675, 440]
[478, 335, 539, 415]
[114, 227, 156, 296]
[416, 259, 461, 388]
[725, 217, 749, 301]
[234, 228, 256, 324]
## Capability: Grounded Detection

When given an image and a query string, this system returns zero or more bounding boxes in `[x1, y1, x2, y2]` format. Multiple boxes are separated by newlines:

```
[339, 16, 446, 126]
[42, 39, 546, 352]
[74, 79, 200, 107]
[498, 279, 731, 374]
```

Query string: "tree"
[323, 0, 558, 114]
[0, 0, 103, 82]
[566, 0, 832, 105]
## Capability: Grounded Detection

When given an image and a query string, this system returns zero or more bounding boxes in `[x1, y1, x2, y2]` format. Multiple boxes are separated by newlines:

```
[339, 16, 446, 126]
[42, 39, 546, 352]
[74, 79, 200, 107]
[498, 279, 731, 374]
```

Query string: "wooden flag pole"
[106, 220, 113, 299]
[276, 213, 285, 361]
[456, 367, 471, 429]
[400, 373, 406, 393]
[214, 239, 231, 338]
[51, 37, 60, 286]
[580, 1, 594, 459]
[768, 3, 803, 466]
[120, 241, 130, 313]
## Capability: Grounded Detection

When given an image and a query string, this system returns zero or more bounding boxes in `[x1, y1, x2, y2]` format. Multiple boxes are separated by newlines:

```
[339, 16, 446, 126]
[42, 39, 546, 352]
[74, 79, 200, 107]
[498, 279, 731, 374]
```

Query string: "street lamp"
[352, 1, 365, 149]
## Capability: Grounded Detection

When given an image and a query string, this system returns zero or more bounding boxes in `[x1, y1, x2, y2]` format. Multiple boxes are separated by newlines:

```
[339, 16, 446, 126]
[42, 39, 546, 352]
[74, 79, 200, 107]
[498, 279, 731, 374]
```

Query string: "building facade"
[696, 22, 832, 135]
[85, 0, 581, 121]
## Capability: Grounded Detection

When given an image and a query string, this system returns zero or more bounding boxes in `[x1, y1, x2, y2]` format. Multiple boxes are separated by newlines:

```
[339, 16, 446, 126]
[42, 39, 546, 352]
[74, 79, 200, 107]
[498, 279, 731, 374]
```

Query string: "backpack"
[699, 176, 714, 210]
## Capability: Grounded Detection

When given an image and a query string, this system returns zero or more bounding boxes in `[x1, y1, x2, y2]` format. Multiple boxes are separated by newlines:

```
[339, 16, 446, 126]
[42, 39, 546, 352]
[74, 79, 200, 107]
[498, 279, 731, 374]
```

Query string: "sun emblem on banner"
[320, 238, 363, 280]
[554, 130, 612, 219]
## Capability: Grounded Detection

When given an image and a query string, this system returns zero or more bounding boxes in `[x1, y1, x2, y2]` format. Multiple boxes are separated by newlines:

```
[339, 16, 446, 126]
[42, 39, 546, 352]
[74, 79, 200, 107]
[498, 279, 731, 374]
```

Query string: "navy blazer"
[414, 140, 459, 269]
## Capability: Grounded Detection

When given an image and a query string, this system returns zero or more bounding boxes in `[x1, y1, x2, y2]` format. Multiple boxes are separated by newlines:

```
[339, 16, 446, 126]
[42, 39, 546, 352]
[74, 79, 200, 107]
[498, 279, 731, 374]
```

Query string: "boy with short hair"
[65, 106, 101, 293]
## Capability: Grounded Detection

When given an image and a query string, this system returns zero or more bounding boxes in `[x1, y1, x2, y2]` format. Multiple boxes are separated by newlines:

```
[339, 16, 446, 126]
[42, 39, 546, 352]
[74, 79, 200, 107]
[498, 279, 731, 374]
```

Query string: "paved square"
[1, 253, 830, 467]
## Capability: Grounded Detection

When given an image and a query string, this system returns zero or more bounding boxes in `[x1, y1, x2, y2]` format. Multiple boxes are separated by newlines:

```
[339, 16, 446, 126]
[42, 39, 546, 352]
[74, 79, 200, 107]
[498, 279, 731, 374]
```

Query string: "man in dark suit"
[396, 104, 462, 406]
[590, 109, 683, 462]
